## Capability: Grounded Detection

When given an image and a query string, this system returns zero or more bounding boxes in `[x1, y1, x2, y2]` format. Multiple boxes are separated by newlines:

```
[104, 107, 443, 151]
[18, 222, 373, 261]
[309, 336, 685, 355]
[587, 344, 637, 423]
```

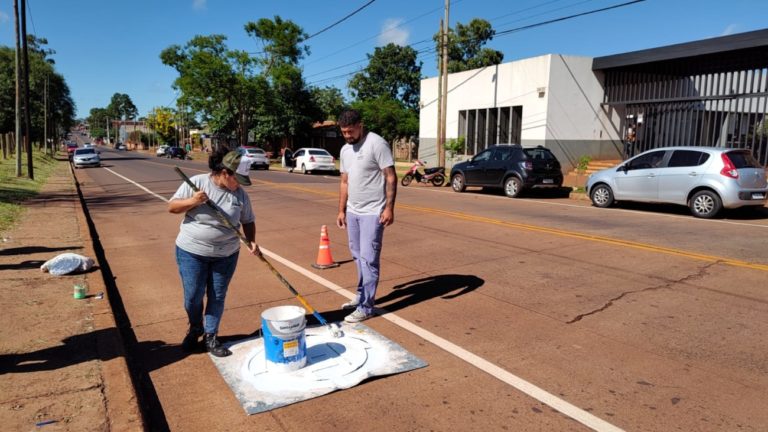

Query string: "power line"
[495, 0, 646, 37]
[306, 0, 377, 41]
[302, 1, 457, 67]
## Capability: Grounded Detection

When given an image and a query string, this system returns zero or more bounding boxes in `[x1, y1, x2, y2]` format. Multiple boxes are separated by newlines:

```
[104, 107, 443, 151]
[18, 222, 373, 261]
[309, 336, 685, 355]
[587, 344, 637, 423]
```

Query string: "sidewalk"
[0, 156, 143, 430]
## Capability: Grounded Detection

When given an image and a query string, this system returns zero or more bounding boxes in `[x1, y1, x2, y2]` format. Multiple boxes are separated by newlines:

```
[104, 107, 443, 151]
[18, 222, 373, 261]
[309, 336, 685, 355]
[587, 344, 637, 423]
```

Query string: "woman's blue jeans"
[175, 246, 239, 335]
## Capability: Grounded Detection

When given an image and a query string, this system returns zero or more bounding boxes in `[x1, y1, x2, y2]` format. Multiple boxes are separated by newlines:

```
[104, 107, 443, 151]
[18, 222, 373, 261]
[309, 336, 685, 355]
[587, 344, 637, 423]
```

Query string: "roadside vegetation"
[0, 150, 58, 234]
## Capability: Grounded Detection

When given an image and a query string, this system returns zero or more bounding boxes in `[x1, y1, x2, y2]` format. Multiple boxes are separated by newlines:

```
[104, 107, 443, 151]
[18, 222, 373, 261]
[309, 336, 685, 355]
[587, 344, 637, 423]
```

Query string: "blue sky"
[0, 0, 765, 119]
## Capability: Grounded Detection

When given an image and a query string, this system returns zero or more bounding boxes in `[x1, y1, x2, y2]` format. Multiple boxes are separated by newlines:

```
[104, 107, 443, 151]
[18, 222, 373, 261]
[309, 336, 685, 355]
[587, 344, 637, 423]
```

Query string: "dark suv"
[165, 146, 188, 160]
[450, 144, 563, 197]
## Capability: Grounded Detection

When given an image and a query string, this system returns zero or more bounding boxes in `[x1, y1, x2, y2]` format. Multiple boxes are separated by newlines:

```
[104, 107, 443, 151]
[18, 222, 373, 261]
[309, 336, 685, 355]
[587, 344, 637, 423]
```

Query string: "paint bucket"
[261, 305, 307, 373]
[73, 284, 87, 299]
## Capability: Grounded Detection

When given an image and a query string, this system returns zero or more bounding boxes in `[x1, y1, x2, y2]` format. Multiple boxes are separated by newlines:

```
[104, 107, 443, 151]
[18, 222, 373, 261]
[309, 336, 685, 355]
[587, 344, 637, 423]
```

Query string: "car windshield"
[308, 149, 331, 156]
[246, 149, 265, 155]
[74, 148, 96, 155]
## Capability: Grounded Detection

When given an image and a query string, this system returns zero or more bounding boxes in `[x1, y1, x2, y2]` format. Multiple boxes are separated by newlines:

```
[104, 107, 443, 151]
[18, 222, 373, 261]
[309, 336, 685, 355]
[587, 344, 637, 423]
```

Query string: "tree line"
[0, 16, 501, 153]
[0, 36, 76, 153]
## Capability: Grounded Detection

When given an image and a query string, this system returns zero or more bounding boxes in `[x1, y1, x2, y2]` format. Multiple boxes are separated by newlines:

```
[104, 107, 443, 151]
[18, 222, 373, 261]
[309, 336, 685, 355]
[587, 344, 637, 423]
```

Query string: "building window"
[457, 105, 523, 155]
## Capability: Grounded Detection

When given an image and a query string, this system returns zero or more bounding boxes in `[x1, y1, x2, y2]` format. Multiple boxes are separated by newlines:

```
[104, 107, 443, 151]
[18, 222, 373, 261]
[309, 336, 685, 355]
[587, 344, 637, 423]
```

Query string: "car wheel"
[689, 190, 722, 218]
[590, 184, 614, 208]
[503, 176, 523, 198]
[301, 164, 308, 175]
[451, 174, 466, 192]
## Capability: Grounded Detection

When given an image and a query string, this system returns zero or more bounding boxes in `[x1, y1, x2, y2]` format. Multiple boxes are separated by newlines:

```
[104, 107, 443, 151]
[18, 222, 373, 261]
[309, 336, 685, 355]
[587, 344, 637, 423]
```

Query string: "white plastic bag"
[40, 253, 95, 276]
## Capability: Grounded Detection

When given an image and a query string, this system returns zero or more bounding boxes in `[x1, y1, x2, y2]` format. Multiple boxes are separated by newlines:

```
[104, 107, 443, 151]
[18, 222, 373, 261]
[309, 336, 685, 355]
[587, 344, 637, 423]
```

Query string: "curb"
[69, 161, 146, 430]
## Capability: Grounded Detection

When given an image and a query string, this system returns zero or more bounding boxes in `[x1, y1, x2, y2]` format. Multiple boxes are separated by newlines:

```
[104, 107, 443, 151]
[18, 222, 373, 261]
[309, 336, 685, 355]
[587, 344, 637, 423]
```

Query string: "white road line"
[261, 247, 624, 432]
[104, 168, 170, 202]
[106, 168, 625, 432]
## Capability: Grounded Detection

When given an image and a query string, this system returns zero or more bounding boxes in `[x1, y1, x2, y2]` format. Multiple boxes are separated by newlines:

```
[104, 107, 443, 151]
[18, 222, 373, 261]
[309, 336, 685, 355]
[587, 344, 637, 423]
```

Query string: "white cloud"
[720, 24, 739, 36]
[192, 0, 206, 11]
[377, 18, 410, 46]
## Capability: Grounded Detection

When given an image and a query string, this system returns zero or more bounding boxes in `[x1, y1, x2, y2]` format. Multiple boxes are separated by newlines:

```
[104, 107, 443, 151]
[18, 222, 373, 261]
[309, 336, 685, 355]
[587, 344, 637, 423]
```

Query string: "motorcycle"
[401, 160, 446, 187]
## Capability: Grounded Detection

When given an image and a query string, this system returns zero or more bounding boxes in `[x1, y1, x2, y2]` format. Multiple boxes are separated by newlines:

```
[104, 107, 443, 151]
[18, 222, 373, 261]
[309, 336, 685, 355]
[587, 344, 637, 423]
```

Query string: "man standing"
[335, 109, 397, 323]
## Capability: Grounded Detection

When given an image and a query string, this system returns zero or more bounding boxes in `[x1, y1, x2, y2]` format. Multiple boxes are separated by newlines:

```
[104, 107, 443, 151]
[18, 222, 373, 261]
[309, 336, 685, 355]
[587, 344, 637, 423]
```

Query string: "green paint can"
[73, 284, 87, 299]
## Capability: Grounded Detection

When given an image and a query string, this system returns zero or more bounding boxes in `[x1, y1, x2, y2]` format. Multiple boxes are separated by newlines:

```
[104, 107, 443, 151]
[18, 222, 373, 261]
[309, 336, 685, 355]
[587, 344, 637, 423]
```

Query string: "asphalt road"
[74, 146, 768, 431]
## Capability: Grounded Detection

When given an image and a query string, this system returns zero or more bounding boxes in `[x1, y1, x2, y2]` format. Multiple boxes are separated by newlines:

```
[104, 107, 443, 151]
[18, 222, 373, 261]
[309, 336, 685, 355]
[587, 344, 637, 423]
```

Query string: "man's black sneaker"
[181, 326, 203, 352]
[204, 333, 232, 357]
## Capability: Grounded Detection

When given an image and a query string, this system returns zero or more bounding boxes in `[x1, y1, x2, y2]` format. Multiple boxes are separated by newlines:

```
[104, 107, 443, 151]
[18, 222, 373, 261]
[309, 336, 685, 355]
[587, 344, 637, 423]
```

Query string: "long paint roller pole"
[173, 167, 342, 338]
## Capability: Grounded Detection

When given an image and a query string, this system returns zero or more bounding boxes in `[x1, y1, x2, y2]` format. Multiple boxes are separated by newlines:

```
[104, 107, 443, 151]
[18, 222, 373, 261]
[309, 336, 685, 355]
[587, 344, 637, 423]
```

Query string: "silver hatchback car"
[586, 147, 767, 218]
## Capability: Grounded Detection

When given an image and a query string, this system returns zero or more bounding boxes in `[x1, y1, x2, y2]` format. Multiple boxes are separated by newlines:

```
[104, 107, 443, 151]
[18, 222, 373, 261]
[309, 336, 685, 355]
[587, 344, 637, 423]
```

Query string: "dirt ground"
[0, 157, 143, 431]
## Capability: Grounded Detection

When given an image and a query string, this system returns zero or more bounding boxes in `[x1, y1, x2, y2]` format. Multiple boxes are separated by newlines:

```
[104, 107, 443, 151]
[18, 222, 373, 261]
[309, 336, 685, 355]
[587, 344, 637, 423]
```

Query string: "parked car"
[165, 146, 188, 159]
[291, 148, 336, 174]
[72, 147, 101, 168]
[450, 144, 563, 197]
[238, 146, 270, 170]
[586, 146, 768, 218]
[65, 142, 78, 159]
[156, 145, 170, 157]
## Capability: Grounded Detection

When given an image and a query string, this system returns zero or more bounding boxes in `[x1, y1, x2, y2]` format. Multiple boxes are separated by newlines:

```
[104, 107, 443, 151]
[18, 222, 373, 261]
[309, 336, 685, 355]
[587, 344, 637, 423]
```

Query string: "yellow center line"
[256, 178, 768, 272]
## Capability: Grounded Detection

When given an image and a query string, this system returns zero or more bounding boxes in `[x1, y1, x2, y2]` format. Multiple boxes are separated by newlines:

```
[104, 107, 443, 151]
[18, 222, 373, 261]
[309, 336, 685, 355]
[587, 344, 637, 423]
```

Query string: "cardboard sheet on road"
[210, 322, 428, 414]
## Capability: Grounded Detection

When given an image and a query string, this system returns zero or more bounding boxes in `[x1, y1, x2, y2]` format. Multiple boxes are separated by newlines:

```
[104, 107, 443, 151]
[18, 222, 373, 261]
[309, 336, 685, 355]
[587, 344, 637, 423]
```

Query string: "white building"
[420, 54, 620, 172]
[420, 28, 768, 172]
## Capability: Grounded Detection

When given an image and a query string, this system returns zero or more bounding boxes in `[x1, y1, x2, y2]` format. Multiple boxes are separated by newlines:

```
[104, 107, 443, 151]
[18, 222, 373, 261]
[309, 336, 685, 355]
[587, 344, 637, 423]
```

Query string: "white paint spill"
[209, 322, 427, 414]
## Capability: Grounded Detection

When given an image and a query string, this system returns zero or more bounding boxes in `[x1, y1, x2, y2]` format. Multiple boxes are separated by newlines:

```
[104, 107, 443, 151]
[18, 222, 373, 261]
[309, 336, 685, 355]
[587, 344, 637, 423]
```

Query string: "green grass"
[0, 149, 59, 234]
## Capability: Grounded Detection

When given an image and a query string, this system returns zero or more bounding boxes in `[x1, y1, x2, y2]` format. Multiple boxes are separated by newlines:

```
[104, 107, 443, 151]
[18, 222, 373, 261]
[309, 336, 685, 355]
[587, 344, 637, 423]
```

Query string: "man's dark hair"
[337, 109, 362, 127]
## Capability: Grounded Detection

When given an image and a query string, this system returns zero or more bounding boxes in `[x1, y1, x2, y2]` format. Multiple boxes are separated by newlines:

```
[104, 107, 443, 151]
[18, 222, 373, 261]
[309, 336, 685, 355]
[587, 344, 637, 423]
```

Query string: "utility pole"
[436, 18, 443, 165]
[44, 75, 48, 154]
[21, 0, 33, 179]
[438, 0, 450, 168]
[13, 0, 21, 176]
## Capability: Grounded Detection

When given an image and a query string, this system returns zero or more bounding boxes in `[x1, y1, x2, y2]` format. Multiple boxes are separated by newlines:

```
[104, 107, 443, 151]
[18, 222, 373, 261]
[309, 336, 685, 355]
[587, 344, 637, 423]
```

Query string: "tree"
[161, 34, 266, 147]
[352, 97, 418, 143]
[0, 38, 75, 144]
[435, 19, 504, 73]
[87, 107, 108, 139]
[145, 107, 177, 144]
[310, 86, 346, 121]
[245, 18, 320, 146]
[107, 93, 138, 120]
[348, 43, 422, 111]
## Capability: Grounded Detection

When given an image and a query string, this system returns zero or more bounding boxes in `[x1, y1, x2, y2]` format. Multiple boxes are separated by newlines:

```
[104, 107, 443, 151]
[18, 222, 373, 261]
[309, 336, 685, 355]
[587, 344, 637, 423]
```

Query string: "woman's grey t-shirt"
[339, 132, 394, 216]
[171, 174, 255, 257]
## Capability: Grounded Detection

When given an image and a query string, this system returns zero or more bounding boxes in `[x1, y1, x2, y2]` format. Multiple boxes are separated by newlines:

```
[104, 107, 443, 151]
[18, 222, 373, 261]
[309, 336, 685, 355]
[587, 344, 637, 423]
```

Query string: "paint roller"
[173, 167, 343, 338]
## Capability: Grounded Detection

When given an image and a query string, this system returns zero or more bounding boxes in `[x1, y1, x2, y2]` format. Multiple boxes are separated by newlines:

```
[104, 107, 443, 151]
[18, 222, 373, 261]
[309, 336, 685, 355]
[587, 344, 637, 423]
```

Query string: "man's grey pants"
[346, 212, 385, 315]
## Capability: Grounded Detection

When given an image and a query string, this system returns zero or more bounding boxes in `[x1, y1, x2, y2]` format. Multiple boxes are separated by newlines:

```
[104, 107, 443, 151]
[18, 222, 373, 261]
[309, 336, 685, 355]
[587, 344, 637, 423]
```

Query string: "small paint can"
[73, 284, 87, 299]
[261, 305, 307, 373]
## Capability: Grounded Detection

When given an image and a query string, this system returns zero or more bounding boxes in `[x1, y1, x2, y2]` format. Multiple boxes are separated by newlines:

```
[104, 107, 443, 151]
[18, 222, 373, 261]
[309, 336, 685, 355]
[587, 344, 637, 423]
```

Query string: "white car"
[156, 145, 170, 156]
[291, 148, 336, 174]
[238, 147, 270, 170]
[72, 147, 101, 168]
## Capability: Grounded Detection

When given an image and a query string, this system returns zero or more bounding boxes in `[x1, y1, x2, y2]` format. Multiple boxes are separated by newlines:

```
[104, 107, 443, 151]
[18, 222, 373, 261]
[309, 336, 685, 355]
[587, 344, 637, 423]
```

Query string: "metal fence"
[601, 60, 768, 166]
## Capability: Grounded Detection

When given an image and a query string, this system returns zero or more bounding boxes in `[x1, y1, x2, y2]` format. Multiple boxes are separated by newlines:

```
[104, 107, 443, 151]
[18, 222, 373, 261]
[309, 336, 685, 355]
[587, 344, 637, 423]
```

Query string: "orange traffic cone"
[311, 225, 340, 269]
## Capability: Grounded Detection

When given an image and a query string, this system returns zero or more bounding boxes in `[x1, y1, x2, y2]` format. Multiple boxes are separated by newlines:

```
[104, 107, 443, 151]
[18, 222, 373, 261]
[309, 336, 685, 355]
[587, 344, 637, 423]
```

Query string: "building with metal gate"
[594, 28, 768, 167]
[419, 28, 768, 172]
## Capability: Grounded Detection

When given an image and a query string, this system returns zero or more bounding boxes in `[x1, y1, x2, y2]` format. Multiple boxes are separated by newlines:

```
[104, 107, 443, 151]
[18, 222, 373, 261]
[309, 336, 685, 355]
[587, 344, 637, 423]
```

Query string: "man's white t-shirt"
[339, 132, 394, 216]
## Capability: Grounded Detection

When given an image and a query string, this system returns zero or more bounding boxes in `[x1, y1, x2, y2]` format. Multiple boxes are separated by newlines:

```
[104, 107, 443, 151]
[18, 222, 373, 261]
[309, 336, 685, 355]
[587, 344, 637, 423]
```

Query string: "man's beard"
[345, 131, 364, 144]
